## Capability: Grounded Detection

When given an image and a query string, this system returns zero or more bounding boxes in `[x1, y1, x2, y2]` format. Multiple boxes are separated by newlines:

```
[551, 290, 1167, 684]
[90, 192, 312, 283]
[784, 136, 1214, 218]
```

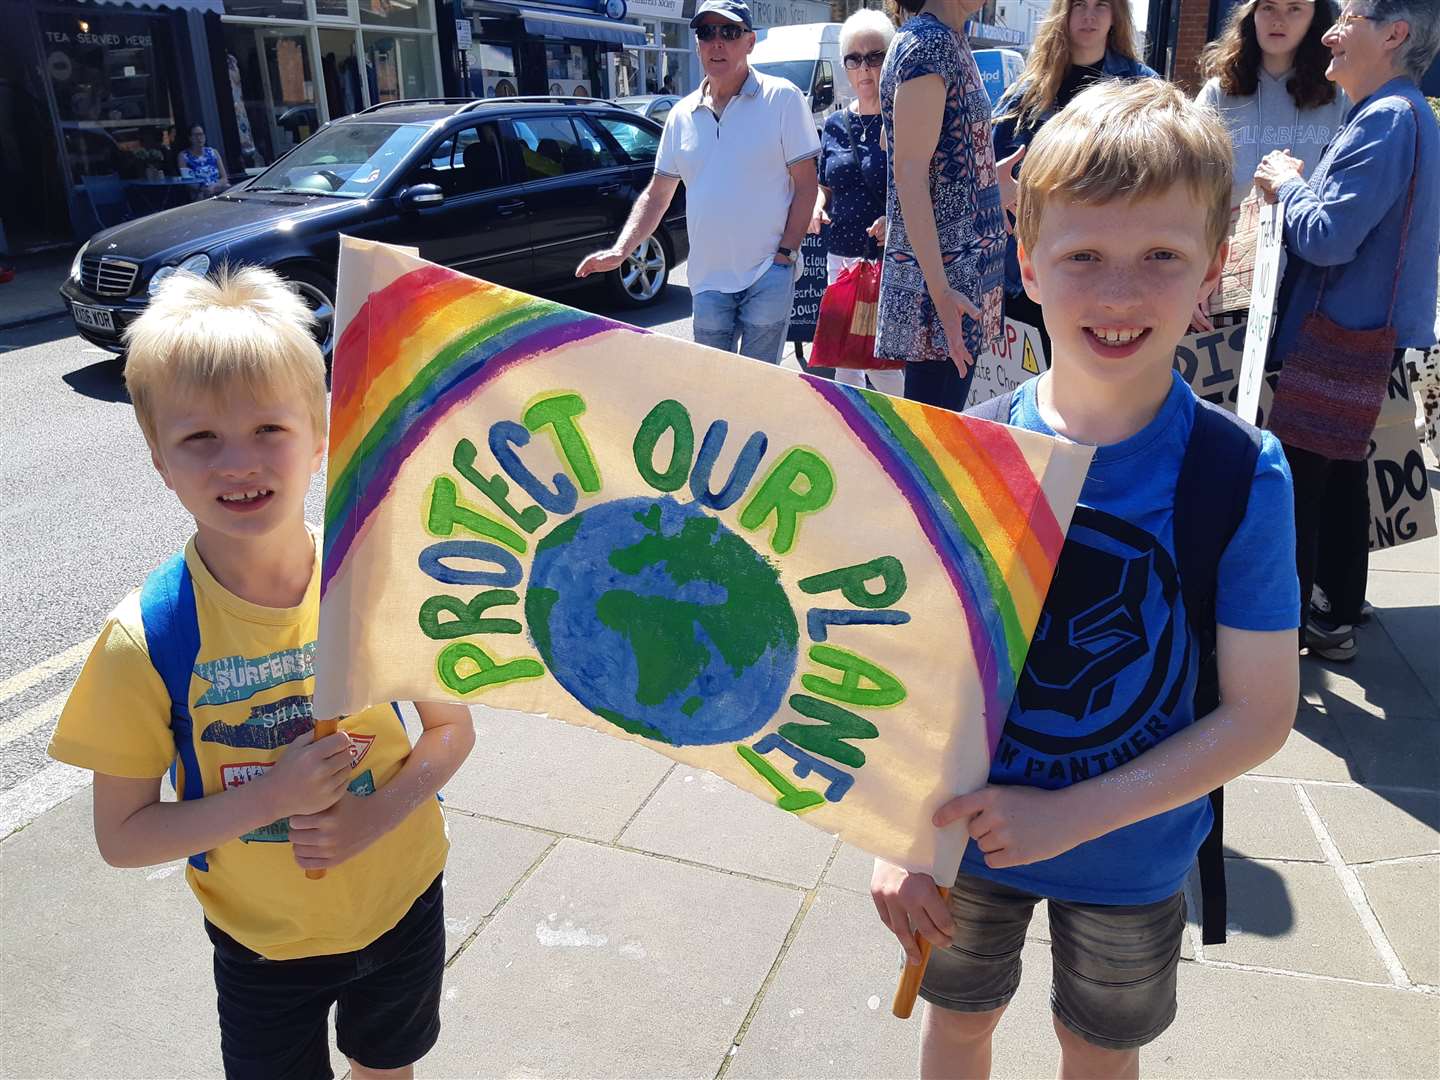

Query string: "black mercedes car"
[60, 97, 687, 356]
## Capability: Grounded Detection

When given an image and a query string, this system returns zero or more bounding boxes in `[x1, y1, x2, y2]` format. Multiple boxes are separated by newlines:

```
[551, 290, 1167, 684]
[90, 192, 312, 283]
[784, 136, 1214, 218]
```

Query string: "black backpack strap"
[963, 388, 1016, 424]
[1175, 395, 1262, 945]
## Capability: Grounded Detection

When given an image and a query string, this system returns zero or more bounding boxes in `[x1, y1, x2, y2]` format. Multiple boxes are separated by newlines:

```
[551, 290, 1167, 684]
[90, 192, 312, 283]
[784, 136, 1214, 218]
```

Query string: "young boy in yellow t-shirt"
[48, 267, 474, 1080]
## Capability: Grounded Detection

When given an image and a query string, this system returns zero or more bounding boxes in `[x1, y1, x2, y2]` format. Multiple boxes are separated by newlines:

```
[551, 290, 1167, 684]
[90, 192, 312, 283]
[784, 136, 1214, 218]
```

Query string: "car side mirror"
[400, 183, 444, 211]
[812, 81, 834, 111]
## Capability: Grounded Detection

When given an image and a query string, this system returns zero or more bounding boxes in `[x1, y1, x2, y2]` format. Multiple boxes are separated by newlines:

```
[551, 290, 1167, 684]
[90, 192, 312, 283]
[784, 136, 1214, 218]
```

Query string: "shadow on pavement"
[62, 354, 129, 403]
[1223, 847, 1295, 937]
[0, 313, 77, 351]
[563, 282, 692, 330]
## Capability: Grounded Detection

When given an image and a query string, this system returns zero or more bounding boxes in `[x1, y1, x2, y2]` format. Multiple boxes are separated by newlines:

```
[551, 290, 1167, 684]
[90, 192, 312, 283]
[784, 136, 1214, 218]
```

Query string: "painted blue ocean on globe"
[524, 495, 800, 746]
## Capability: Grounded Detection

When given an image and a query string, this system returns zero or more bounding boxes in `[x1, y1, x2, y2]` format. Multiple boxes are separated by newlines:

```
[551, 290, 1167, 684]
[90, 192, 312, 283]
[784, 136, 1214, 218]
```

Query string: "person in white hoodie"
[1198, 0, 1349, 210]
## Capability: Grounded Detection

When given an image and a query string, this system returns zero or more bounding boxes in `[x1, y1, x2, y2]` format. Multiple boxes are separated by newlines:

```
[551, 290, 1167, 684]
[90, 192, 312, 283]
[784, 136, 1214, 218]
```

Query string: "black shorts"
[206, 875, 445, 1080]
[918, 871, 1185, 1051]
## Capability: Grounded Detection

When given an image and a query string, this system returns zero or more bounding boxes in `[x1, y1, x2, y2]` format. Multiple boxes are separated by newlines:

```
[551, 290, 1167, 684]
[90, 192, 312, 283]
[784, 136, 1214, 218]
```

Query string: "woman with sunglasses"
[1252, 0, 1440, 662]
[990, 0, 1156, 363]
[876, 0, 1009, 410]
[808, 8, 904, 395]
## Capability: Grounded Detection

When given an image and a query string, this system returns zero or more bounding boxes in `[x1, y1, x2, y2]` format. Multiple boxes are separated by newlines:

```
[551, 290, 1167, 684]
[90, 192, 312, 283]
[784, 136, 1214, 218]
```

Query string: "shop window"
[592, 114, 659, 164]
[511, 116, 610, 180]
[319, 29, 363, 121]
[359, 0, 422, 30]
[543, 43, 593, 98]
[223, 24, 319, 172]
[363, 32, 436, 103]
[40, 11, 180, 181]
[315, 0, 351, 16]
[467, 42, 516, 98]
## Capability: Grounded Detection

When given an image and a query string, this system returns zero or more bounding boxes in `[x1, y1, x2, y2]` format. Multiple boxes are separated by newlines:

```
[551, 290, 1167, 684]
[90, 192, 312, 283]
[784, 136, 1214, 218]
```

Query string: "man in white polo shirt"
[576, 0, 820, 363]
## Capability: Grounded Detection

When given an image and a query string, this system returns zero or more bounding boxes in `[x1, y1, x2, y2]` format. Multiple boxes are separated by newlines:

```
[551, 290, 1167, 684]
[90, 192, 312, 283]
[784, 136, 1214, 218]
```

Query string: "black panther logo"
[1005, 507, 1189, 756]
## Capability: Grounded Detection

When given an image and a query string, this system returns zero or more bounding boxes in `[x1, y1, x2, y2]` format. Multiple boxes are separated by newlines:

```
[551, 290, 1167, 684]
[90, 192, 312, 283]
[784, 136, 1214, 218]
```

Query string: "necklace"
[855, 112, 880, 144]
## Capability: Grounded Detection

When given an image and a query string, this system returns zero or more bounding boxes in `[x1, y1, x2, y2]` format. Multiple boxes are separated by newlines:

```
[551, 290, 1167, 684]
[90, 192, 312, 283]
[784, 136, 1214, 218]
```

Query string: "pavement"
[1, 273, 1437, 1078]
[0, 251, 73, 331]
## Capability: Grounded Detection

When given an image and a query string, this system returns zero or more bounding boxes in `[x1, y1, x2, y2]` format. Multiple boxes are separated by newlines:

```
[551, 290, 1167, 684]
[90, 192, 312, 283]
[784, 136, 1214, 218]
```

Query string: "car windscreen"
[752, 61, 816, 94]
[245, 122, 429, 198]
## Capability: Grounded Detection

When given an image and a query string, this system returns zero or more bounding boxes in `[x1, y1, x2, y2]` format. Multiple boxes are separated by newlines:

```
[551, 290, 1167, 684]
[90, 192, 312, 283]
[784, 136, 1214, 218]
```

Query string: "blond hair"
[1004, 0, 1143, 129]
[124, 266, 326, 448]
[1015, 80, 1234, 256]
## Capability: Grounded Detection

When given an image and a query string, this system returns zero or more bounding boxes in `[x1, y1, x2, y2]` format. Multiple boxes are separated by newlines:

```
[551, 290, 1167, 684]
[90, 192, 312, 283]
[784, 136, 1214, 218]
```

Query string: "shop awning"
[77, 0, 224, 12]
[514, 7, 646, 45]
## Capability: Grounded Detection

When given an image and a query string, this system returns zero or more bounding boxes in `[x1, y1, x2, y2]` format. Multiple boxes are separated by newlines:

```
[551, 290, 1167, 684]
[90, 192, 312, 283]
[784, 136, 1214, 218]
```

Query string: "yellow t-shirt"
[48, 534, 449, 961]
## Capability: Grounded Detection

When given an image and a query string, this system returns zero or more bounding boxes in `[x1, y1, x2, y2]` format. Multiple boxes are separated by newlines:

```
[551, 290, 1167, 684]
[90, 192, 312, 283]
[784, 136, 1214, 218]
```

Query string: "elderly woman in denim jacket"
[1254, 0, 1440, 662]
[989, 0, 1157, 362]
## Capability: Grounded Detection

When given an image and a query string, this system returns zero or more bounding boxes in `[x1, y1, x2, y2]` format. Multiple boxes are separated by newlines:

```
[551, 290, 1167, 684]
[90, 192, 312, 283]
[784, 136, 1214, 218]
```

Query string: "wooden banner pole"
[891, 885, 951, 1019]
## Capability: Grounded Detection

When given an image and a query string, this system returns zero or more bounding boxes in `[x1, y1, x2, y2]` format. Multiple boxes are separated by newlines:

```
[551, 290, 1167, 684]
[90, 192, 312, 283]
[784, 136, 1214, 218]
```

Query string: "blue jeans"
[692, 262, 795, 364]
[904, 358, 975, 412]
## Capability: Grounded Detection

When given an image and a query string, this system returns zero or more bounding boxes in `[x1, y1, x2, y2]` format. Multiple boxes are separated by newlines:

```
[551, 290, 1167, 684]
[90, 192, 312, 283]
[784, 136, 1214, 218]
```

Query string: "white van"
[750, 23, 855, 126]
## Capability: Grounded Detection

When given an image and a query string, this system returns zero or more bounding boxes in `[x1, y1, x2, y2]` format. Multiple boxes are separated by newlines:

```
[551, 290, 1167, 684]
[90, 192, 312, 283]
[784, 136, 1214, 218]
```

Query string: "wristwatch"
[776, 245, 796, 261]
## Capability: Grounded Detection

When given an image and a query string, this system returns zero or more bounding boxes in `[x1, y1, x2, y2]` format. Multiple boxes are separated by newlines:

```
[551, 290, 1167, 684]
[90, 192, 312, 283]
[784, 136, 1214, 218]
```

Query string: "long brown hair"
[1200, 0, 1339, 108]
[1004, 0, 1143, 129]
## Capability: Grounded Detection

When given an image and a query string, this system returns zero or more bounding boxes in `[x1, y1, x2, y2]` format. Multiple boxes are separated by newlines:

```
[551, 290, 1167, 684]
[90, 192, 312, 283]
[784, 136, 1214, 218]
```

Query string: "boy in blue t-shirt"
[872, 80, 1300, 1078]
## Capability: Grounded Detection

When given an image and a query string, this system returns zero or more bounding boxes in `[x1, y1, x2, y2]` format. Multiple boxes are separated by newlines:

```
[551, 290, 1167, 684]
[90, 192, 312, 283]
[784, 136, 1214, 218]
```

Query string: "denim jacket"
[990, 51, 1159, 296]
[1272, 77, 1440, 360]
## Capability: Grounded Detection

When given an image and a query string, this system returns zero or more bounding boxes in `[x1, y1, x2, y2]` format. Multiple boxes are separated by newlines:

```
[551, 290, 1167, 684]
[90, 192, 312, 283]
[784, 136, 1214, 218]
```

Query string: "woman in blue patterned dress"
[177, 124, 228, 198]
[877, 0, 1008, 410]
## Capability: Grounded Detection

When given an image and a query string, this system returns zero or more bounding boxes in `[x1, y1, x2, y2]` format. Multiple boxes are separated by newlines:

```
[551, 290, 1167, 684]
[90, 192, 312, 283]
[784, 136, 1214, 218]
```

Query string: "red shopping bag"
[810, 259, 904, 370]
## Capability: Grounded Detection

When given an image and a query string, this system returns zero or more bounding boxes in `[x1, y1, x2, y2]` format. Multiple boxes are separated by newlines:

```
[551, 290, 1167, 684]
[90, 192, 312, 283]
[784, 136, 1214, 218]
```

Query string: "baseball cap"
[689, 0, 753, 30]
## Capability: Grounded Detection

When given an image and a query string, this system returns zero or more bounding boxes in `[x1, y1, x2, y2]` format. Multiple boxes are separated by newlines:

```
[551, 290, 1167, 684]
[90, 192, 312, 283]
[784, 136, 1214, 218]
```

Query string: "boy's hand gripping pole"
[891, 885, 950, 1019]
[304, 718, 341, 881]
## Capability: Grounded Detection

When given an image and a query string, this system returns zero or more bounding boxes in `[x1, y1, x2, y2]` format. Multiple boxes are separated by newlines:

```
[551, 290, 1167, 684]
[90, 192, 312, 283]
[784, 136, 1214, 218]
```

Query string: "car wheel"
[607, 235, 668, 308]
[283, 266, 336, 359]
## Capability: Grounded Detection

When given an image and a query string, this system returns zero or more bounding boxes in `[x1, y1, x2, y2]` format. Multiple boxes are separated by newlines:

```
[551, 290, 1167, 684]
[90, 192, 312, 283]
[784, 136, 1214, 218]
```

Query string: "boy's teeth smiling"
[1089, 327, 1146, 344]
[219, 489, 272, 503]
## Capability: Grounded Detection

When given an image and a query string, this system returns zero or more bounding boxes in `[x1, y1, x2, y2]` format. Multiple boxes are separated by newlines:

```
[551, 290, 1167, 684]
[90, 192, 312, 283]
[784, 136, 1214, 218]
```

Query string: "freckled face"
[1019, 186, 1224, 387]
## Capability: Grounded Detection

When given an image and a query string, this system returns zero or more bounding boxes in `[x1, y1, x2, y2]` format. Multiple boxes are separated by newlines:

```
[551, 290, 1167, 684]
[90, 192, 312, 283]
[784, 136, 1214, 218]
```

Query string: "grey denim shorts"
[917, 870, 1186, 1051]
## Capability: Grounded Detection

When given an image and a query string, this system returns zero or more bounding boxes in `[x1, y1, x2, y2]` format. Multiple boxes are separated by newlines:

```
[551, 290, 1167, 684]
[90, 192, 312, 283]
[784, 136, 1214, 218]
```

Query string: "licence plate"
[73, 303, 115, 332]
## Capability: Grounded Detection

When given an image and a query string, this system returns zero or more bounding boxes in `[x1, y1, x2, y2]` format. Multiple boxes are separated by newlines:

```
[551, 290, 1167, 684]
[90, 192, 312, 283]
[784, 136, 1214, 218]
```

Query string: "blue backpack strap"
[139, 551, 209, 872]
[963, 388, 1016, 425]
[1175, 395, 1262, 946]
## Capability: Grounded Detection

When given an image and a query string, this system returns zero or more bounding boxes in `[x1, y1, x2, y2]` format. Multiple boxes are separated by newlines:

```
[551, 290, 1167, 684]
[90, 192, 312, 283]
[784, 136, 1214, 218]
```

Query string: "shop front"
[218, 0, 443, 175]
[455, 0, 647, 101]
[0, 0, 222, 250]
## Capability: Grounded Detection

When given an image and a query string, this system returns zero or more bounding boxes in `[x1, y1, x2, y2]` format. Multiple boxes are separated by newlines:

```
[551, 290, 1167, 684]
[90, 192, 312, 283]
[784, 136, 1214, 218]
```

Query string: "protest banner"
[315, 238, 1094, 882]
[965, 313, 1435, 551]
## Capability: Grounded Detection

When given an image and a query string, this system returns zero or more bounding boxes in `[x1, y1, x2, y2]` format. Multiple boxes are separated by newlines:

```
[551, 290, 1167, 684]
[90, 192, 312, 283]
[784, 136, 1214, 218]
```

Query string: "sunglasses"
[843, 49, 887, 69]
[694, 23, 748, 41]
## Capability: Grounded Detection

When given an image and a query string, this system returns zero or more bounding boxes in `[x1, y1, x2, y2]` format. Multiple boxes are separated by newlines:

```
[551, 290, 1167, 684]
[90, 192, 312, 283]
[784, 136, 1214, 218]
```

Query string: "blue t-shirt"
[818, 110, 887, 259]
[960, 371, 1300, 905]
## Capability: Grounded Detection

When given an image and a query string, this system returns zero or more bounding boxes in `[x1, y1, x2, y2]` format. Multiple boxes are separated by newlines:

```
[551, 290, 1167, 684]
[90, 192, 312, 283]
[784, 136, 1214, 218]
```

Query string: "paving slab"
[1250, 705, 1362, 783]
[1147, 961, 1439, 1078]
[430, 838, 802, 1078]
[1354, 858, 1440, 987]
[1366, 570, 1440, 707]
[1302, 783, 1439, 864]
[1326, 704, 1440, 791]
[618, 765, 837, 888]
[1203, 859, 1389, 982]
[1222, 779, 1324, 862]
[1300, 617, 1438, 720]
[0, 788, 347, 1079]
[823, 842, 875, 895]
[727, 886, 922, 1079]
[439, 809, 554, 955]
[440, 706, 674, 841]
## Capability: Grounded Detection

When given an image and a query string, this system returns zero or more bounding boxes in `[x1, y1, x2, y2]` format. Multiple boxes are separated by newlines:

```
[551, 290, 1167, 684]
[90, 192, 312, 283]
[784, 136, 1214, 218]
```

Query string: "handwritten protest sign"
[315, 239, 1093, 880]
[966, 316, 1435, 551]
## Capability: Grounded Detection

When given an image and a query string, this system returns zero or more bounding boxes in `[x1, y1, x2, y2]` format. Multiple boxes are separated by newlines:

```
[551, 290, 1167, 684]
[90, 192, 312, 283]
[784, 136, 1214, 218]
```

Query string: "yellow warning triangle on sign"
[1021, 335, 1041, 374]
